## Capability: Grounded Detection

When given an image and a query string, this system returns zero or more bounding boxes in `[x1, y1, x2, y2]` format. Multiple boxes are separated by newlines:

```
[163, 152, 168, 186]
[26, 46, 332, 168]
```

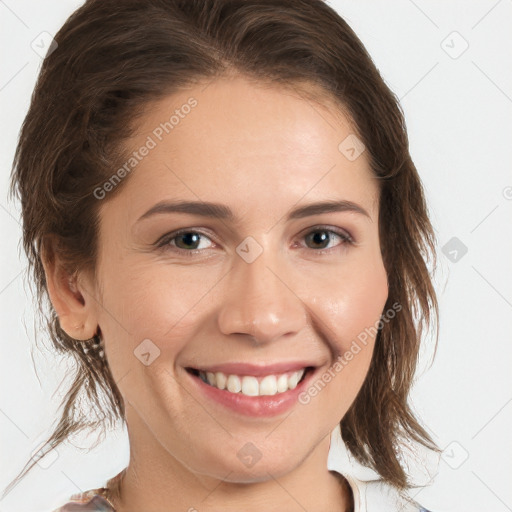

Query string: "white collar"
[326, 424, 438, 511]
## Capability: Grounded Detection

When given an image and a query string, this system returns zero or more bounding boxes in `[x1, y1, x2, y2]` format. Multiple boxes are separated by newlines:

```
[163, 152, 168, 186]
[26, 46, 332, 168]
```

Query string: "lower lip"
[185, 367, 317, 418]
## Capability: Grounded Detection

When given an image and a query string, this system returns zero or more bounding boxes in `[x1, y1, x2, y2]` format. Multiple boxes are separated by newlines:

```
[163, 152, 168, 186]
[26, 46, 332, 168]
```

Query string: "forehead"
[103, 76, 379, 223]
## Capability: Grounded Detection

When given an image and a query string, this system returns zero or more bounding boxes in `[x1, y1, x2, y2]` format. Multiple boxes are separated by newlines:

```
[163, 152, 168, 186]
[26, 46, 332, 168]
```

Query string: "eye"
[299, 226, 354, 253]
[156, 225, 354, 256]
[156, 229, 215, 254]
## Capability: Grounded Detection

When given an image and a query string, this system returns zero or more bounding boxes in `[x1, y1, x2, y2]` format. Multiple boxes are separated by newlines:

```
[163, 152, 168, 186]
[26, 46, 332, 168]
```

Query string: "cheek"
[307, 250, 389, 356]
[298, 253, 388, 414]
[95, 253, 223, 375]
[95, 264, 212, 420]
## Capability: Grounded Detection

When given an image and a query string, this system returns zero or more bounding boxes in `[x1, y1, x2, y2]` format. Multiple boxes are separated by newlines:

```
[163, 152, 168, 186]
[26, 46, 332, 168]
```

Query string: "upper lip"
[187, 361, 317, 376]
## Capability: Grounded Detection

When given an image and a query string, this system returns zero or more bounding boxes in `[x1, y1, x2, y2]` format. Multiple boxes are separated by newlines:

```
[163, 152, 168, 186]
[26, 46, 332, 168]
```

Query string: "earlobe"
[41, 238, 98, 341]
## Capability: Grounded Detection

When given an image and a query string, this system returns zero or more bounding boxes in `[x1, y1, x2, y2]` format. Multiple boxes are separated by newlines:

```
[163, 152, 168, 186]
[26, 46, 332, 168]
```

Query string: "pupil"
[179, 232, 199, 249]
[309, 231, 329, 249]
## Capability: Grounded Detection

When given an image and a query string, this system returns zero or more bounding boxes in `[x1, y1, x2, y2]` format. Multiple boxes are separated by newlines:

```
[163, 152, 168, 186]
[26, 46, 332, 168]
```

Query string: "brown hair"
[4, 0, 439, 498]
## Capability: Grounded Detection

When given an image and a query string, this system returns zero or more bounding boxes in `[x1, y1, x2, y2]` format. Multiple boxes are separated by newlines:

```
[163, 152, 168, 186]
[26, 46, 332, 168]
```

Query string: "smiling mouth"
[186, 366, 314, 397]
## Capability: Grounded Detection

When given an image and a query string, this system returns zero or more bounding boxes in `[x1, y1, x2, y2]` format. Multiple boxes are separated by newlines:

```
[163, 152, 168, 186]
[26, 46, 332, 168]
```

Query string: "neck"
[110, 407, 352, 512]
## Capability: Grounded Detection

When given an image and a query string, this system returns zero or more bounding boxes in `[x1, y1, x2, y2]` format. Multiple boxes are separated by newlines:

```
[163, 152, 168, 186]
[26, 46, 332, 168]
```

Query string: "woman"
[4, 0, 439, 510]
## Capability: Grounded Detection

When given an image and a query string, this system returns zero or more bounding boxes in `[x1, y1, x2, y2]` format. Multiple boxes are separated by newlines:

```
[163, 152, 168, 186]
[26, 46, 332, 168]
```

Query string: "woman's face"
[89, 76, 388, 481]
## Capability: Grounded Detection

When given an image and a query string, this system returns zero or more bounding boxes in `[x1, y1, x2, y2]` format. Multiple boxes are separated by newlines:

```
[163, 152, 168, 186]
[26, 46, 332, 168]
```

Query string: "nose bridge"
[217, 244, 306, 343]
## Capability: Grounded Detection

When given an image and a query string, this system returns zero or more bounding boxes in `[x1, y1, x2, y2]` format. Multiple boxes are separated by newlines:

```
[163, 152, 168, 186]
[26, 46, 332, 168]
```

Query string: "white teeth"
[277, 374, 288, 393]
[288, 372, 300, 390]
[241, 376, 259, 396]
[259, 375, 277, 395]
[226, 374, 241, 393]
[198, 368, 307, 396]
[215, 371, 227, 390]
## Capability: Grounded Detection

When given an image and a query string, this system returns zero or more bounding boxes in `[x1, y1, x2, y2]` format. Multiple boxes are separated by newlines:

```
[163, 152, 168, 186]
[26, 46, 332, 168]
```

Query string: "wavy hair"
[4, 0, 439, 497]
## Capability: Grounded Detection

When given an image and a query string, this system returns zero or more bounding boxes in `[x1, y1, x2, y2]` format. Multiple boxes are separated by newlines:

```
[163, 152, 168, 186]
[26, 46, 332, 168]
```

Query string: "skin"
[43, 76, 388, 512]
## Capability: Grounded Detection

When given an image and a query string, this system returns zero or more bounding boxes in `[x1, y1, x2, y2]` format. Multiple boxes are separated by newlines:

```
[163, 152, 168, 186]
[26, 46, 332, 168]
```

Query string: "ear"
[41, 236, 99, 341]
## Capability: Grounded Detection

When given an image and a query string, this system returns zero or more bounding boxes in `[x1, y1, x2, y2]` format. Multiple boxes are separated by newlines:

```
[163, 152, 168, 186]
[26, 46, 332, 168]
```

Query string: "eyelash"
[155, 225, 354, 257]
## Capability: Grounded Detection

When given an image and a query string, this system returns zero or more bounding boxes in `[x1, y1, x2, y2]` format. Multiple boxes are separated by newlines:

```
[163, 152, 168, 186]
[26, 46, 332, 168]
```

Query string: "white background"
[1, 1, 511, 511]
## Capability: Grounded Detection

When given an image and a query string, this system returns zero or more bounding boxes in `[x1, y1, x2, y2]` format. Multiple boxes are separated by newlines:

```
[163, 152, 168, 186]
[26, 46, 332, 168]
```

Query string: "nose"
[217, 246, 307, 345]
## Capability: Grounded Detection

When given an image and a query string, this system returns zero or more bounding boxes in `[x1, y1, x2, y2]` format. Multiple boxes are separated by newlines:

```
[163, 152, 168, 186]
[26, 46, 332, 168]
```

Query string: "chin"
[187, 439, 308, 483]
[201, 461, 300, 484]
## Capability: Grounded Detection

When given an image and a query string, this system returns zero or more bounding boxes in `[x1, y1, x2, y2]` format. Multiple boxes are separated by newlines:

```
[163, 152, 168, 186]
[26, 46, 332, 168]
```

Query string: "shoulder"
[360, 479, 434, 512]
[327, 424, 439, 512]
[51, 488, 115, 512]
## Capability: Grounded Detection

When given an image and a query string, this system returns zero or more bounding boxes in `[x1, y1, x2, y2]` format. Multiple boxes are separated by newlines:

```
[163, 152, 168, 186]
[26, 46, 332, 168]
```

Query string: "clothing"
[326, 424, 437, 511]
[52, 425, 437, 511]
[52, 491, 114, 511]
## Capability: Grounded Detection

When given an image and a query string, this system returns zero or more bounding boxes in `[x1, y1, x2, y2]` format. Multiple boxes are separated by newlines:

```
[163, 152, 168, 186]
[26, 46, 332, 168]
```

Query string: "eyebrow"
[136, 199, 371, 224]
